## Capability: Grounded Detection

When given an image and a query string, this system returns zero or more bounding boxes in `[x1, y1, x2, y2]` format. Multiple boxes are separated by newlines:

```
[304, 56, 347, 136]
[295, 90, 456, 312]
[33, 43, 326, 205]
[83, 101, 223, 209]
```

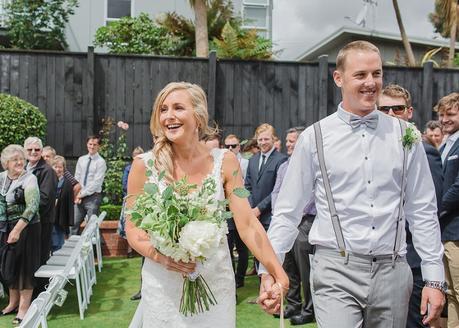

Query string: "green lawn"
[0, 257, 316, 327]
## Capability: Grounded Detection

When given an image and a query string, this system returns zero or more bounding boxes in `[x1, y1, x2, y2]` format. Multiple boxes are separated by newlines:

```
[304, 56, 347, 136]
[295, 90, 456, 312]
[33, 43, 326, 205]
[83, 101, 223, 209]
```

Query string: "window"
[243, 0, 268, 5]
[106, 0, 132, 25]
[243, 6, 267, 29]
[0, 0, 11, 27]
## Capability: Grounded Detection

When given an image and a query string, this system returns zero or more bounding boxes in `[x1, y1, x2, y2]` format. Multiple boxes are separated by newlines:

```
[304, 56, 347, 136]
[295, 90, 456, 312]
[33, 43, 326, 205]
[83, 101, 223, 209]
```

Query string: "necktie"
[83, 157, 92, 186]
[349, 114, 378, 130]
[258, 154, 266, 178]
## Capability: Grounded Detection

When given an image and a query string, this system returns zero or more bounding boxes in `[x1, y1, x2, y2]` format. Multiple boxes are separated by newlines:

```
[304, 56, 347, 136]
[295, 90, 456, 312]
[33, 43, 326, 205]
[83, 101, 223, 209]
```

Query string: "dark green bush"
[0, 93, 47, 150]
[100, 204, 122, 221]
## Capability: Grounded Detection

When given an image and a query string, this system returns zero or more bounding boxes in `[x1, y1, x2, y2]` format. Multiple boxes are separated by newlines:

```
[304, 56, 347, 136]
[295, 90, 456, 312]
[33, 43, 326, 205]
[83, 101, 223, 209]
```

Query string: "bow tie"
[349, 114, 378, 130]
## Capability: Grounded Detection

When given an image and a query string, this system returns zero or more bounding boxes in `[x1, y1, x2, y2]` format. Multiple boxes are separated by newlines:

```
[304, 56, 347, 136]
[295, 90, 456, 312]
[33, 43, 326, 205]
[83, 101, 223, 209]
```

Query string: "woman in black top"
[0, 144, 40, 325]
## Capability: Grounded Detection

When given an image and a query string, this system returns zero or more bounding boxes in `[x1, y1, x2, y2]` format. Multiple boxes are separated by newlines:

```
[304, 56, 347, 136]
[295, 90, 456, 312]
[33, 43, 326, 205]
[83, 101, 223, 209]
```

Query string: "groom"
[259, 40, 445, 327]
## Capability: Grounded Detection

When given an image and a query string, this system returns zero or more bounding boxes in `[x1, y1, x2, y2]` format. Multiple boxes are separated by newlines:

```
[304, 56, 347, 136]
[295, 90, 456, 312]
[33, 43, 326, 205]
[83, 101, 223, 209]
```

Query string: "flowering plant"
[128, 167, 247, 316]
[402, 123, 422, 150]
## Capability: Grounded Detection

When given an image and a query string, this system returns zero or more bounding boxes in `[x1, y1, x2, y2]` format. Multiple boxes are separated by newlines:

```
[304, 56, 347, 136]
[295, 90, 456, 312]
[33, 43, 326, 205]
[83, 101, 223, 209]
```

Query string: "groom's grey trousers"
[311, 246, 413, 328]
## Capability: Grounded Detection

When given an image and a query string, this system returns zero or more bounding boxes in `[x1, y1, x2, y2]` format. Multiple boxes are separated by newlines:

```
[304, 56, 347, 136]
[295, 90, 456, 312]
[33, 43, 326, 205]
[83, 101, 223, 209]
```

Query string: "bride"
[126, 82, 288, 327]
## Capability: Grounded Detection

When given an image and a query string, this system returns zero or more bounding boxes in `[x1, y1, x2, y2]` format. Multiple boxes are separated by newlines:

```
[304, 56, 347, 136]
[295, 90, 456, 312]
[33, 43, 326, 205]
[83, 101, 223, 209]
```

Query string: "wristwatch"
[424, 280, 447, 293]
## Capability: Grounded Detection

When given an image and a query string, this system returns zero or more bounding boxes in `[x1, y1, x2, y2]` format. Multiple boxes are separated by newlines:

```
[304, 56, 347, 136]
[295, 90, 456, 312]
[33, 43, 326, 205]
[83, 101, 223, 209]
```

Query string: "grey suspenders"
[313, 122, 347, 256]
[313, 120, 408, 263]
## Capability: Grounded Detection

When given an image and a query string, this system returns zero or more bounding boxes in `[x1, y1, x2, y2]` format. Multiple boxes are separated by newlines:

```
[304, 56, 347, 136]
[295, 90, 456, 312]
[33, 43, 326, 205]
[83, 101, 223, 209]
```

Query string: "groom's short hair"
[336, 40, 380, 72]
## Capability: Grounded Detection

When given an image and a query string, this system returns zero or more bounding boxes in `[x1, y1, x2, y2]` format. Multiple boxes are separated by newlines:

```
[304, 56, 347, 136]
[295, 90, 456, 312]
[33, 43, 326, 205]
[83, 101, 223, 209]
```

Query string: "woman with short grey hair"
[0, 144, 41, 325]
[0, 145, 26, 170]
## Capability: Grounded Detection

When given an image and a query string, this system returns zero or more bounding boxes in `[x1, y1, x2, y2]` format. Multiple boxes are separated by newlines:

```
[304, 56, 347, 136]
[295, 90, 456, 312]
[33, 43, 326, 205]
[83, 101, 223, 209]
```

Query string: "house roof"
[296, 26, 459, 62]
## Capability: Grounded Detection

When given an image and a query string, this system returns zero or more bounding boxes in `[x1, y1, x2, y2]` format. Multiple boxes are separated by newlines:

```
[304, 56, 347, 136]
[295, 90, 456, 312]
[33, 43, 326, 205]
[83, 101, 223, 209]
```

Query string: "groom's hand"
[258, 274, 281, 314]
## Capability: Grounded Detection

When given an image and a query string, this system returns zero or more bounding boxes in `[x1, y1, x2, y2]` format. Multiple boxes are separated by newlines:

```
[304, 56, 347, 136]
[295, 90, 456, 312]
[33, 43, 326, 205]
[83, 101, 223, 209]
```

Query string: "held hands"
[421, 287, 445, 325]
[153, 251, 196, 275]
[258, 274, 289, 314]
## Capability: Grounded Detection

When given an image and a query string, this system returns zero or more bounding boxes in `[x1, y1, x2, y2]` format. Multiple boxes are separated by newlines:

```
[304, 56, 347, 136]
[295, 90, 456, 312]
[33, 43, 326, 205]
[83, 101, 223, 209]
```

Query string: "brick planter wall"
[99, 220, 128, 257]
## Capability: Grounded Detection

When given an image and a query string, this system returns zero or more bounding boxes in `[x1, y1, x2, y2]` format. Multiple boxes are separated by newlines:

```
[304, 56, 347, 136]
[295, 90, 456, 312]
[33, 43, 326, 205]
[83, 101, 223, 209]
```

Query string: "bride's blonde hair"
[150, 82, 217, 183]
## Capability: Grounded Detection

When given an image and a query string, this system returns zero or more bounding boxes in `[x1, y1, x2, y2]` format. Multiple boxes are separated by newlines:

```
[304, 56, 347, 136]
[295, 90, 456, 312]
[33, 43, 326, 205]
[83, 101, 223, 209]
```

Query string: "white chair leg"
[75, 271, 85, 320]
[96, 228, 103, 272]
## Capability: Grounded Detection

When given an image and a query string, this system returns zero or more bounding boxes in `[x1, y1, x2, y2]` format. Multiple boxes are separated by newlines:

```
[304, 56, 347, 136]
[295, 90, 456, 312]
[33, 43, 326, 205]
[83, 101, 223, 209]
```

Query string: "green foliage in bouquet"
[0, 93, 47, 151]
[99, 118, 128, 206]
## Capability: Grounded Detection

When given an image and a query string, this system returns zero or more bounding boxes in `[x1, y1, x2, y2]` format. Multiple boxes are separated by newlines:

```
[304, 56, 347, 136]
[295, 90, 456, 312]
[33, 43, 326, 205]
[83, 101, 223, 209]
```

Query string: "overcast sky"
[272, 0, 438, 60]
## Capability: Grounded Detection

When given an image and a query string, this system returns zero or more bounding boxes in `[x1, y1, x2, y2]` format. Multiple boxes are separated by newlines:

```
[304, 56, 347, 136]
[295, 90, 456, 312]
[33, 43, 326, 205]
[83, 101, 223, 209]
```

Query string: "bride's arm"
[125, 157, 195, 274]
[222, 152, 289, 291]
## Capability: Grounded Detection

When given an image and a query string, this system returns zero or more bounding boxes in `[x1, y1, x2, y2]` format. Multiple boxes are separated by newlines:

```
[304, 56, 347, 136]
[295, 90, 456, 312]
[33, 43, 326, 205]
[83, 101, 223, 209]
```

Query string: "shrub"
[0, 93, 47, 151]
[99, 117, 128, 206]
[100, 204, 123, 221]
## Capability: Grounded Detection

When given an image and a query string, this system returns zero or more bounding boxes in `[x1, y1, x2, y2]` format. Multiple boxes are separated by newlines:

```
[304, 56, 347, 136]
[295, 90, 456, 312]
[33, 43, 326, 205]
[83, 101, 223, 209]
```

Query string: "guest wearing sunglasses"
[24, 137, 58, 266]
[378, 84, 443, 328]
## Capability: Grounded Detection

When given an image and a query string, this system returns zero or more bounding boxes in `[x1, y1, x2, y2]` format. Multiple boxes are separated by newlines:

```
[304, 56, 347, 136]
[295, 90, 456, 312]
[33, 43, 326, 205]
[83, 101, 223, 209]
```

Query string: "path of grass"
[0, 257, 316, 327]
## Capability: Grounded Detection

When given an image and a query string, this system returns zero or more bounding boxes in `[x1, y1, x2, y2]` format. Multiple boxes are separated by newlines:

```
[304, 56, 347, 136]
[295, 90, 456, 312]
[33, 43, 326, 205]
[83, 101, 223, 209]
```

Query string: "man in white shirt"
[258, 41, 445, 327]
[70, 135, 107, 235]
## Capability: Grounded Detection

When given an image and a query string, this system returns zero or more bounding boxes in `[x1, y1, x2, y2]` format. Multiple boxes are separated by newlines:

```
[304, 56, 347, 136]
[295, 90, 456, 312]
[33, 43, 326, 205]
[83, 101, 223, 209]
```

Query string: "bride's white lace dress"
[129, 148, 236, 328]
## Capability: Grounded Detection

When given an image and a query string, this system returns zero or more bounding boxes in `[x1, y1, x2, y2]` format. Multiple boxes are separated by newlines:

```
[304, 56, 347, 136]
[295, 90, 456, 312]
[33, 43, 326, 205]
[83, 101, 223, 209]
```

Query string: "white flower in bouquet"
[179, 221, 226, 259]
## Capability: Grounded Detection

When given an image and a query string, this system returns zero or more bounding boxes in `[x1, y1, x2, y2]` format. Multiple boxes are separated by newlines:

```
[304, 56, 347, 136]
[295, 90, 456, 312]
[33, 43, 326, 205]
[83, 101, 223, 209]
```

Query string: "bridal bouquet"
[128, 169, 248, 316]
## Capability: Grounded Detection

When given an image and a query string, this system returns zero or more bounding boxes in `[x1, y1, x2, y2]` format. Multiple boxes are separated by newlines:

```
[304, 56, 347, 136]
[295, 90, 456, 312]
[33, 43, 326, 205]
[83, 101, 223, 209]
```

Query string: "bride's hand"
[258, 274, 289, 314]
[153, 252, 196, 274]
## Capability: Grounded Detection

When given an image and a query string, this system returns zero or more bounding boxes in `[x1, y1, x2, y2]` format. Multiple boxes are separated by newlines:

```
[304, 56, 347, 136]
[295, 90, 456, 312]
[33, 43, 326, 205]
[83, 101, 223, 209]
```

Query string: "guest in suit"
[245, 123, 287, 278]
[224, 134, 249, 288]
[437, 92, 459, 327]
[379, 84, 443, 328]
[245, 123, 287, 231]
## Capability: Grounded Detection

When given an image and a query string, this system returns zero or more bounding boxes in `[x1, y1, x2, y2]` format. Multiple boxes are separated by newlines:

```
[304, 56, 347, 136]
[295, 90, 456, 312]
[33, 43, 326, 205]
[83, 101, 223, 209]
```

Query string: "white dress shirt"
[258, 146, 275, 170]
[441, 130, 459, 164]
[237, 153, 249, 180]
[261, 104, 444, 281]
[75, 152, 107, 198]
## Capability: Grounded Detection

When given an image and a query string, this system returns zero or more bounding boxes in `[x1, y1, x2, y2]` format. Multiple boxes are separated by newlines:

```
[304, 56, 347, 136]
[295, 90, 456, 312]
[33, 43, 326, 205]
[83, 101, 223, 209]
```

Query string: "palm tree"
[392, 0, 416, 66]
[189, 0, 209, 57]
[158, 0, 239, 57]
[429, 0, 459, 67]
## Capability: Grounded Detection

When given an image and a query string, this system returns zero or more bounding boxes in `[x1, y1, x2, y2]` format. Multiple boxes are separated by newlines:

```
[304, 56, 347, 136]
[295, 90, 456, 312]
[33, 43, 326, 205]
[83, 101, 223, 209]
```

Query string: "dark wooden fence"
[0, 47, 457, 159]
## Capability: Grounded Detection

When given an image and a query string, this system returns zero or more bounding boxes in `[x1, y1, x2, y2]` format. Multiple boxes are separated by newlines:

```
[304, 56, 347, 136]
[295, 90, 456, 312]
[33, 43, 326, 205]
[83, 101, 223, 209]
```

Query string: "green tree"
[158, 0, 251, 58]
[212, 22, 272, 60]
[429, 0, 459, 67]
[5, 0, 78, 50]
[93, 13, 178, 55]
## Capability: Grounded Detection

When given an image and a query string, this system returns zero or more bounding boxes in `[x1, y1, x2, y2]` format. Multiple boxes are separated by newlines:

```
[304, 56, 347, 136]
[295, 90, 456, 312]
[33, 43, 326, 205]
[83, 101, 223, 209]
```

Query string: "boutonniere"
[402, 123, 422, 150]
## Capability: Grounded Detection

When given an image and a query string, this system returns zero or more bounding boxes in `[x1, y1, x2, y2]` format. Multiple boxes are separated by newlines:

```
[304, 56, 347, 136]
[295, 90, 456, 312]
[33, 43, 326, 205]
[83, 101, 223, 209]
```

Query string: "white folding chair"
[35, 232, 88, 319]
[19, 297, 46, 328]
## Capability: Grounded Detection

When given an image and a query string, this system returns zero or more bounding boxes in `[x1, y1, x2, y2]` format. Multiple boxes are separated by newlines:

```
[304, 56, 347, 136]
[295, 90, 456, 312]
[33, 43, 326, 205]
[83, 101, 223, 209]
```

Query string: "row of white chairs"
[22, 212, 106, 327]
